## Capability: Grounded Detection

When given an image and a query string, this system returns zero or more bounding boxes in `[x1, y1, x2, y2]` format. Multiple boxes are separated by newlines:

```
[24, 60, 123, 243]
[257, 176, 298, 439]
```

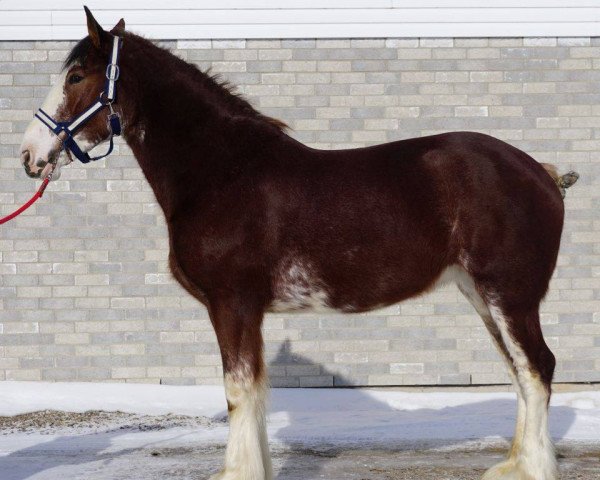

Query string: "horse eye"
[68, 74, 84, 85]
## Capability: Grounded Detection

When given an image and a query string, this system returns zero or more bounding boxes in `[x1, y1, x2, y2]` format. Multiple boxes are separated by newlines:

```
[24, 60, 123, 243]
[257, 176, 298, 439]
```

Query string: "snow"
[1, 381, 599, 445]
[0, 381, 227, 418]
[1, 382, 599, 479]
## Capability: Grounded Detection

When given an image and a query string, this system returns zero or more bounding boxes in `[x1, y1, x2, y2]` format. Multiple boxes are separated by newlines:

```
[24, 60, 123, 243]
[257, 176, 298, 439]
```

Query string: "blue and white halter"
[34, 35, 122, 164]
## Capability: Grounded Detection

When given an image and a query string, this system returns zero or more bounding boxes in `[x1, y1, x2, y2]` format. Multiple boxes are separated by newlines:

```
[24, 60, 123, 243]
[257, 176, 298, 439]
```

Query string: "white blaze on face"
[20, 70, 77, 180]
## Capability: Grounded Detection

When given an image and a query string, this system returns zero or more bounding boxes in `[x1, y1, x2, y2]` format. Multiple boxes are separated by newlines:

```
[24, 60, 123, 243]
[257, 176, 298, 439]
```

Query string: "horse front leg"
[208, 295, 272, 480]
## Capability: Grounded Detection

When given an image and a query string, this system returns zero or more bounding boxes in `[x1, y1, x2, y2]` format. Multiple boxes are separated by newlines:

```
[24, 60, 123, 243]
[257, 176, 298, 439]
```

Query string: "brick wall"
[0, 38, 598, 387]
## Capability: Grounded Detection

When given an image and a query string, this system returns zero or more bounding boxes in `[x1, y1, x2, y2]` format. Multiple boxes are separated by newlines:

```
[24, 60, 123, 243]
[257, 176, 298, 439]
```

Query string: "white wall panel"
[0, 2, 598, 41]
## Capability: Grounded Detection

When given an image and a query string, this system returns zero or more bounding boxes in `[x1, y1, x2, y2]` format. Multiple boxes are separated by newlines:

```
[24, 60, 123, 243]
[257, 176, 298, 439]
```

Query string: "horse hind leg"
[455, 271, 526, 471]
[482, 303, 557, 480]
[458, 268, 557, 480]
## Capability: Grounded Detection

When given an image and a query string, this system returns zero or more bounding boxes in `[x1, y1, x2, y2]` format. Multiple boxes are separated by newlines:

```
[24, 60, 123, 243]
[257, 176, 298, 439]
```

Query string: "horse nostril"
[21, 150, 31, 165]
[36, 158, 48, 169]
[21, 150, 41, 178]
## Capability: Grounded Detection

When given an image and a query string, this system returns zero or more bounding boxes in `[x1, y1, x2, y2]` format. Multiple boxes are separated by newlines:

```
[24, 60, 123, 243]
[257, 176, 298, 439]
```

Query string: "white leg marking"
[484, 304, 557, 480]
[509, 384, 526, 460]
[450, 266, 555, 479]
[211, 365, 272, 480]
[453, 269, 527, 461]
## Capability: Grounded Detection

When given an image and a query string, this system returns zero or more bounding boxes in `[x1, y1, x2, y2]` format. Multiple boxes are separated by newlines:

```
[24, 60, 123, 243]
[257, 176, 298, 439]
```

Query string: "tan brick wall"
[0, 37, 598, 386]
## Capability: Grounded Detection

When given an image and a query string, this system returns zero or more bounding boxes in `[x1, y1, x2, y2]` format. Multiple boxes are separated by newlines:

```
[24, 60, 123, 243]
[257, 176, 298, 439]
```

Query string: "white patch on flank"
[269, 257, 333, 313]
[445, 266, 488, 316]
[213, 364, 272, 480]
[432, 264, 467, 290]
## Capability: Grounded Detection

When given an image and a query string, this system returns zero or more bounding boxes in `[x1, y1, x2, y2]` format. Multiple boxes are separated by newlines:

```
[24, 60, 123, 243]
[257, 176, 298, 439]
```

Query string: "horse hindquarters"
[456, 162, 563, 480]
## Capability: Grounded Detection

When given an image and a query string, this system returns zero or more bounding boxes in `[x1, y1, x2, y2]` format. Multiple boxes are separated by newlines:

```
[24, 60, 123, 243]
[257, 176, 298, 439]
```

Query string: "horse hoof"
[481, 460, 522, 480]
[208, 469, 267, 480]
[481, 459, 556, 480]
[208, 470, 226, 480]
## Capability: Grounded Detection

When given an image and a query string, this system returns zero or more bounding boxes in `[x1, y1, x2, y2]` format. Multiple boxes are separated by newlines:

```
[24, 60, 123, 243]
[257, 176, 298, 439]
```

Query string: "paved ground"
[143, 443, 600, 480]
[2, 442, 600, 480]
[1, 411, 599, 479]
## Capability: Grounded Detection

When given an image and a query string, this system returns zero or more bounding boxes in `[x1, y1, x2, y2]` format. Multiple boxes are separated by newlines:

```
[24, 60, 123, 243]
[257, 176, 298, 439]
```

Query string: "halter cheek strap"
[34, 35, 122, 164]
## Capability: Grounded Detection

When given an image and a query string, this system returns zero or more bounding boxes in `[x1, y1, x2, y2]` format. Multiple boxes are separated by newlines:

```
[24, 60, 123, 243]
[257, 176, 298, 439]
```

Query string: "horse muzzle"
[20, 117, 65, 179]
[21, 146, 63, 178]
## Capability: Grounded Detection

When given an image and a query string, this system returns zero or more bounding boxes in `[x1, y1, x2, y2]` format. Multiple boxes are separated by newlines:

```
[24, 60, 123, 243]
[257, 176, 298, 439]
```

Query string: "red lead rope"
[0, 175, 51, 226]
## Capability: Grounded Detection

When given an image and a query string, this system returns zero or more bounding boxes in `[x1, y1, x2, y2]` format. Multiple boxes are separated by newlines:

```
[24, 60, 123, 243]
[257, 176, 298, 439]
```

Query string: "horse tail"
[541, 163, 579, 199]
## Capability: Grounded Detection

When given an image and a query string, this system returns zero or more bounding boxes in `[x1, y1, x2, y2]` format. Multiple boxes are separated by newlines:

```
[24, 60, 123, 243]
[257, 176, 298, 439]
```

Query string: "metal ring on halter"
[99, 90, 112, 105]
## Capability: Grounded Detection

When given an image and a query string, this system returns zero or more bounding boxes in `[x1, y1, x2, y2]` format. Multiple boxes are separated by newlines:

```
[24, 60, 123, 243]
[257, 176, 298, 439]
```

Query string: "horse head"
[19, 7, 125, 180]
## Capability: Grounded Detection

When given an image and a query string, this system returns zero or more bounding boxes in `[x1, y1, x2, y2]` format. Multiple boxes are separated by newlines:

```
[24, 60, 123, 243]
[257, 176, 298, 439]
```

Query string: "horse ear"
[84, 6, 104, 49]
[111, 18, 126, 36]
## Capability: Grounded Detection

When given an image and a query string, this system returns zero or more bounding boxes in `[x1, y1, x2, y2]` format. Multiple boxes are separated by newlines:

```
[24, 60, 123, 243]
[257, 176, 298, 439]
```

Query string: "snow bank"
[0, 381, 226, 417]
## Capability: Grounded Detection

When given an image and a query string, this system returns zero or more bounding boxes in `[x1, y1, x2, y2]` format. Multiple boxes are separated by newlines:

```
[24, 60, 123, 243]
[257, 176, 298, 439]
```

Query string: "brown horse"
[19, 8, 579, 480]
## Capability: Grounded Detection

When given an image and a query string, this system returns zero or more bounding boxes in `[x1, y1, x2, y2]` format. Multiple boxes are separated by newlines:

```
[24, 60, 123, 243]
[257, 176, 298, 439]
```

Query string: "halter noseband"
[34, 35, 123, 164]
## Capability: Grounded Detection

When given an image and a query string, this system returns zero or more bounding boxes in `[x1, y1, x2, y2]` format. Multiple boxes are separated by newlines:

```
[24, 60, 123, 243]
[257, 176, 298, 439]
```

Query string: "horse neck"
[116, 38, 239, 218]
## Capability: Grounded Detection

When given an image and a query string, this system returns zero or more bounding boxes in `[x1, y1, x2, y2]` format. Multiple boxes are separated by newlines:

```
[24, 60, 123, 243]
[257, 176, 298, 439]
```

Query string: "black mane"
[63, 33, 286, 131]
[64, 36, 93, 69]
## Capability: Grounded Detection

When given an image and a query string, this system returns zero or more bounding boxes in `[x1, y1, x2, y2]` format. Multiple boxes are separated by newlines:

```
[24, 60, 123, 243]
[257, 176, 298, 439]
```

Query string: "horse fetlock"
[520, 451, 558, 480]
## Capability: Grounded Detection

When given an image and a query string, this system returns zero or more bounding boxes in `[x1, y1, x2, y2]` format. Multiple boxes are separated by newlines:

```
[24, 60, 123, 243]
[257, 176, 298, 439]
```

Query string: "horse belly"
[266, 248, 446, 314]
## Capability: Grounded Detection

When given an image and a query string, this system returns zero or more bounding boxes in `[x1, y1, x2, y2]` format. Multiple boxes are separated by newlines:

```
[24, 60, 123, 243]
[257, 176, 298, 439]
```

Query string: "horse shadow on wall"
[266, 339, 577, 479]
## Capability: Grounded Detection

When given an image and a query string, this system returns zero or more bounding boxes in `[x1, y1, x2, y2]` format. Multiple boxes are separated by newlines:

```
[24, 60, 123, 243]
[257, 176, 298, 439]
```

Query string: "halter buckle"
[107, 111, 122, 137]
[105, 64, 120, 81]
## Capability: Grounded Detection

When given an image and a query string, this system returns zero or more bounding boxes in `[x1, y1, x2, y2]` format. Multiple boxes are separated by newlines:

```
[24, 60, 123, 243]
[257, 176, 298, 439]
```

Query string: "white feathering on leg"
[211, 363, 272, 480]
[483, 304, 557, 480]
